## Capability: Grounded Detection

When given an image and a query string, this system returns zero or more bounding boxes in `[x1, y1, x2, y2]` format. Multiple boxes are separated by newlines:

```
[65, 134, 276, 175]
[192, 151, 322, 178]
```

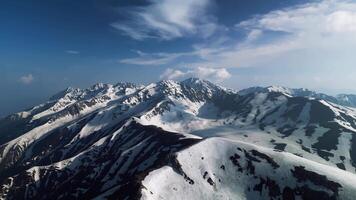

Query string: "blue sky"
[1, 0, 356, 116]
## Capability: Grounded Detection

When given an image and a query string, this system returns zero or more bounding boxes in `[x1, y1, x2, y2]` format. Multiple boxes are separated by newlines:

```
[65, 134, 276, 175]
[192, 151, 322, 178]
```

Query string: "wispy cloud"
[245, 29, 263, 43]
[226, 0, 356, 67]
[19, 74, 34, 84]
[119, 47, 226, 66]
[66, 50, 80, 54]
[189, 0, 356, 68]
[123, 0, 356, 68]
[120, 50, 187, 65]
[117, 0, 356, 91]
[160, 67, 231, 83]
[111, 0, 218, 40]
[237, 0, 356, 35]
[120, 36, 299, 68]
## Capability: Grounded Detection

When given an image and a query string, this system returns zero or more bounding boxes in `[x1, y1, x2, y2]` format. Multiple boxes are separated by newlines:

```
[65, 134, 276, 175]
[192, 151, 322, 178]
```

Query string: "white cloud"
[237, 0, 356, 36]
[119, 47, 226, 66]
[119, 0, 356, 91]
[160, 67, 231, 83]
[221, 0, 356, 67]
[188, 38, 302, 68]
[19, 74, 34, 84]
[66, 50, 80, 54]
[183, 0, 356, 69]
[160, 68, 187, 80]
[111, 0, 217, 40]
[326, 11, 356, 33]
[246, 29, 263, 42]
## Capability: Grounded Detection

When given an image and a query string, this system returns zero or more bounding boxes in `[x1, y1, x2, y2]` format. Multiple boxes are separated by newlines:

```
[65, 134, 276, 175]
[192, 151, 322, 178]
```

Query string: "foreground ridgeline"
[1, 78, 356, 199]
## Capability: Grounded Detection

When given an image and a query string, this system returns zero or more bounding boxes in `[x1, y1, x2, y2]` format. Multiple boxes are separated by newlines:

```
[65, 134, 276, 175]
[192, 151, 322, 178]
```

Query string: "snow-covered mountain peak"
[157, 80, 181, 91]
[179, 78, 228, 100]
[2, 79, 356, 199]
[114, 81, 140, 88]
[180, 77, 202, 84]
[266, 85, 294, 96]
[89, 82, 110, 91]
[49, 86, 82, 101]
[180, 77, 218, 90]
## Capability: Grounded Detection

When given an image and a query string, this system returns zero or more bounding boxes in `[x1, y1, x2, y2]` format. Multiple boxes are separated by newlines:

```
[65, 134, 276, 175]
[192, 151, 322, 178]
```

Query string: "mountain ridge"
[1, 78, 356, 199]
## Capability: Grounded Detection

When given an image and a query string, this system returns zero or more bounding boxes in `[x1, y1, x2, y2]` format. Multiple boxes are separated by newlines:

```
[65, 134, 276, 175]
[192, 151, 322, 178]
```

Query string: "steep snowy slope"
[0, 120, 200, 199]
[141, 138, 356, 200]
[0, 82, 141, 145]
[0, 82, 145, 178]
[1, 78, 356, 199]
[138, 82, 356, 172]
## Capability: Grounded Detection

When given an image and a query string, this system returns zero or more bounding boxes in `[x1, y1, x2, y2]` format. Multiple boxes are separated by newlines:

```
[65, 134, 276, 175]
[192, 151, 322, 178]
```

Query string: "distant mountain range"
[239, 85, 356, 108]
[1, 78, 356, 199]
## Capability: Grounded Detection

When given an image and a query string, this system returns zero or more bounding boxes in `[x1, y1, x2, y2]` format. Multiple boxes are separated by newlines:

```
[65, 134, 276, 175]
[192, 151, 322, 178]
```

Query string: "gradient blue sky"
[1, 0, 356, 117]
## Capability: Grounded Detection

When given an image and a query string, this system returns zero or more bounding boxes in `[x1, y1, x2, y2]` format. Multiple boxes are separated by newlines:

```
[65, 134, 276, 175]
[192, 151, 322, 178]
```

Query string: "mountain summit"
[1, 78, 356, 199]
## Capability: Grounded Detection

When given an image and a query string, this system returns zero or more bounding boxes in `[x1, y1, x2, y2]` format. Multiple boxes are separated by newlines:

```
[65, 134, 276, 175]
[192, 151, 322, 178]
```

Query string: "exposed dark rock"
[251, 150, 280, 169]
[282, 187, 295, 200]
[203, 171, 208, 179]
[291, 166, 342, 196]
[207, 178, 215, 186]
[1, 121, 200, 199]
[336, 163, 346, 170]
[253, 177, 281, 198]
